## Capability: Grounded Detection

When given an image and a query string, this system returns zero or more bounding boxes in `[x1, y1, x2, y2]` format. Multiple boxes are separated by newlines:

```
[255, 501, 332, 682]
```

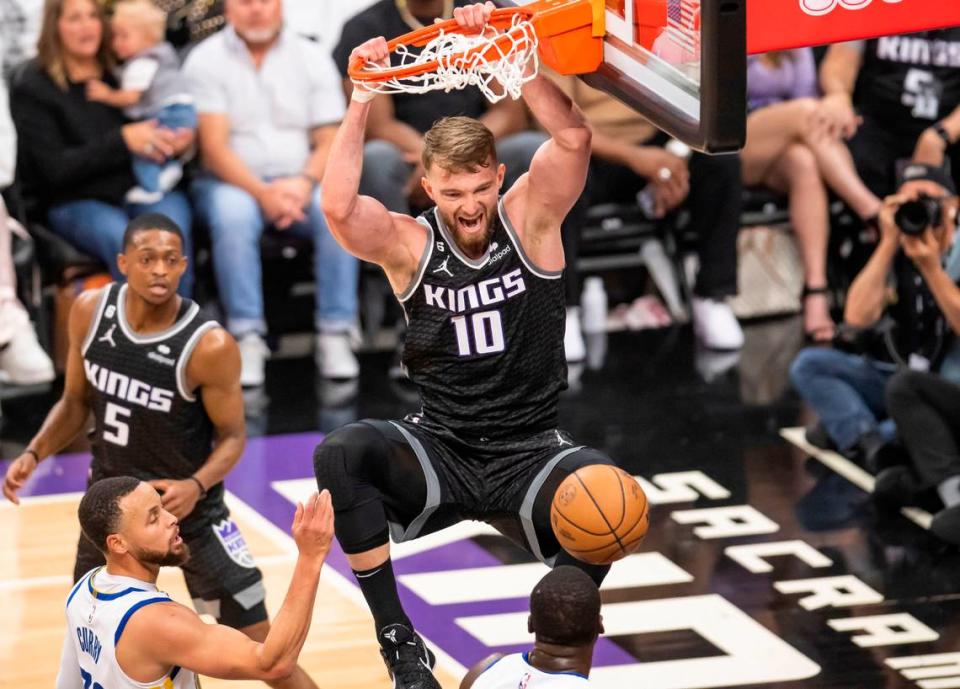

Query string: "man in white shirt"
[185, 0, 360, 387]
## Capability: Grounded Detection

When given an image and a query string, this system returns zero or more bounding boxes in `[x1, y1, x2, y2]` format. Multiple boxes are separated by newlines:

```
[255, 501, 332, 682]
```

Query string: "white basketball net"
[353, 16, 539, 104]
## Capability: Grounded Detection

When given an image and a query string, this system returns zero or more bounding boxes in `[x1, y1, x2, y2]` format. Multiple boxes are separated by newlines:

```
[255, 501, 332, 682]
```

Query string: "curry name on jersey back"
[473, 653, 589, 688]
[400, 199, 567, 440]
[61, 567, 198, 689]
[82, 284, 223, 529]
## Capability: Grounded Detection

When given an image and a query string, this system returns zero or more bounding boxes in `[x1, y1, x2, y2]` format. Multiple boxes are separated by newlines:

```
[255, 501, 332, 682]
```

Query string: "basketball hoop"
[348, 0, 605, 103]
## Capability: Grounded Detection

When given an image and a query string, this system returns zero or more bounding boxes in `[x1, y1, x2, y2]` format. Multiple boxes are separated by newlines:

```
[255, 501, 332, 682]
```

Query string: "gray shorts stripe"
[519, 445, 585, 564]
[387, 421, 442, 542]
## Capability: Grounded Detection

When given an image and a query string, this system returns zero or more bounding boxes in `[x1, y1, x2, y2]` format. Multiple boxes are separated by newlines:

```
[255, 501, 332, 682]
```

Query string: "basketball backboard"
[502, 0, 746, 152]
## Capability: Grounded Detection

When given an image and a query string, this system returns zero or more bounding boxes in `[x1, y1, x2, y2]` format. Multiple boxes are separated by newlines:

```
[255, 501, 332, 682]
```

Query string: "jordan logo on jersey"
[83, 361, 174, 412]
[98, 324, 117, 348]
[433, 257, 454, 277]
[424, 268, 526, 313]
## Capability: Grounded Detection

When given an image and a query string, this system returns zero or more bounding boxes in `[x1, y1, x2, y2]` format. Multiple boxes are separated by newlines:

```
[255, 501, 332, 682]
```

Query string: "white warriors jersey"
[57, 567, 199, 689]
[474, 653, 590, 689]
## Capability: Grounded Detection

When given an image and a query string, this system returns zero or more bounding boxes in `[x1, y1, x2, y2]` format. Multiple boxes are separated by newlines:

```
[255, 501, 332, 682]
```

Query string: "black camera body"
[894, 196, 943, 236]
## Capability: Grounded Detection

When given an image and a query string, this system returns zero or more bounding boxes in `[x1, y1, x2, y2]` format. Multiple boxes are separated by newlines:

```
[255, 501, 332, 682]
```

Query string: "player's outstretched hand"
[292, 490, 334, 561]
[351, 37, 390, 74]
[453, 2, 495, 33]
[2, 451, 38, 505]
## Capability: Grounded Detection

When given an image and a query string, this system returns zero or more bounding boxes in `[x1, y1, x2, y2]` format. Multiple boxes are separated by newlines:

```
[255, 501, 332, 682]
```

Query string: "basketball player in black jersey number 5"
[318, 4, 622, 688]
[3, 213, 319, 689]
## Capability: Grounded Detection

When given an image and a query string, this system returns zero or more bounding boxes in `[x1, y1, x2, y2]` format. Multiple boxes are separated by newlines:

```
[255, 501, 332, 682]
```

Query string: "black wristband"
[933, 122, 953, 147]
[188, 475, 207, 498]
[24, 448, 40, 463]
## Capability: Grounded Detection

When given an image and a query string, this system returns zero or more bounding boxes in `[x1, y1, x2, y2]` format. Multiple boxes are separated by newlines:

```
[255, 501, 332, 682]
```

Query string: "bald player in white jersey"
[58, 477, 332, 688]
[460, 567, 602, 689]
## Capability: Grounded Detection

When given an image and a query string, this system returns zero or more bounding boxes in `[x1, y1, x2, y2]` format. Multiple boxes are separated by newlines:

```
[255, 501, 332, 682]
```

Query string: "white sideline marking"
[779, 427, 932, 530]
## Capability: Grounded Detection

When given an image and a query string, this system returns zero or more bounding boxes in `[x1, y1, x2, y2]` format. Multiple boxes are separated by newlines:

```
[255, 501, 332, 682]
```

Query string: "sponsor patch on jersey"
[213, 519, 257, 568]
[148, 350, 176, 367]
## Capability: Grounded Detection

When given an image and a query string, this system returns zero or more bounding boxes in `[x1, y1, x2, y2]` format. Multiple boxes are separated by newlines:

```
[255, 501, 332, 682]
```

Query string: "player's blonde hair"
[112, 0, 167, 44]
[422, 116, 497, 173]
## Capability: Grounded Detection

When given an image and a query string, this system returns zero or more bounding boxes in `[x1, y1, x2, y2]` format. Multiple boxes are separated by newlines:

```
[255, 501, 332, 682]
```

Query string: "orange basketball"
[550, 465, 649, 565]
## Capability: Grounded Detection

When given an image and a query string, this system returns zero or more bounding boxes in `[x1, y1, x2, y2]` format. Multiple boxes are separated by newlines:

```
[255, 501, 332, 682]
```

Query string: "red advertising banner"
[747, 0, 960, 54]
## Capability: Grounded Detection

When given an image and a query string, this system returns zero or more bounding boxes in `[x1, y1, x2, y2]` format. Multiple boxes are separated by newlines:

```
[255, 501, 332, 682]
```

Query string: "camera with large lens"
[894, 195, 943, 236]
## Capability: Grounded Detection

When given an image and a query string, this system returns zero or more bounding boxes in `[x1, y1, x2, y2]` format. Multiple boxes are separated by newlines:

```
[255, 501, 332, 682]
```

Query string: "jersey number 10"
[451, 310, 505, 357]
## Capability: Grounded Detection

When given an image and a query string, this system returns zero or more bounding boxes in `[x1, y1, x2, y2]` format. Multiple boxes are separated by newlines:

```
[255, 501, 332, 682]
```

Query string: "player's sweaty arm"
[321, 37, 423, 288]
[188, 329, 245, 488]
[2, 290, 99, 503]
[148, 328, 246, 518]
[516, 71, 592, 228]
[128, 492, 334, 681]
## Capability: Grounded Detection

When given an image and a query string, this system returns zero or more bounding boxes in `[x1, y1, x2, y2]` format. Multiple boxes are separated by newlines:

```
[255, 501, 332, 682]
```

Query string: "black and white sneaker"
[378, 623, 440, 689]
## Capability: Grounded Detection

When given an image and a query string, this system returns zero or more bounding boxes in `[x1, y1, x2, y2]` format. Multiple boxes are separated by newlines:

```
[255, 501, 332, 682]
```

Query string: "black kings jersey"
[83, 283, 224, 533]
[856, 29, 960, 136]
[399, 199, 567, 440]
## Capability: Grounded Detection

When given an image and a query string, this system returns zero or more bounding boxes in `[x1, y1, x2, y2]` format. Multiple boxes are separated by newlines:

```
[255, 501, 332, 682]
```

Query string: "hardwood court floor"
[4, 322, 960, 689]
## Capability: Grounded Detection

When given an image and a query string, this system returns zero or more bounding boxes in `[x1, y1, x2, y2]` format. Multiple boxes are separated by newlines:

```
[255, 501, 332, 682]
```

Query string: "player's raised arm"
[3, 289, 100, 504]
[516, 69, 592, 228]
[322, 38, 411, 268]
[131, 491, 334, 680]
[148, 328, 246, 520]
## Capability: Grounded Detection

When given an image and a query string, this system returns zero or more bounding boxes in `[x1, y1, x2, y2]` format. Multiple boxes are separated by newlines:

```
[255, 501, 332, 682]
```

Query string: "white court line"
[0, 491, 85, 509]
[780, 427, 932, 530]
[0, 574, 72, 592]
[223, 491, 469, 678]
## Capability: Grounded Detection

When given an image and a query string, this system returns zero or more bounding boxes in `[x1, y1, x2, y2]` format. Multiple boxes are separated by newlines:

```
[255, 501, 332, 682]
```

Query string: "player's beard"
[134, 540, 190, 567]
[441, 206, 495, 259]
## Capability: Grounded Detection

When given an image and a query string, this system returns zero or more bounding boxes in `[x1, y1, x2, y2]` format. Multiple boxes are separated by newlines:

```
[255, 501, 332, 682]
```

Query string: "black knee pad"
[313, 423, 392, 553]
[313, 422, 384, 512]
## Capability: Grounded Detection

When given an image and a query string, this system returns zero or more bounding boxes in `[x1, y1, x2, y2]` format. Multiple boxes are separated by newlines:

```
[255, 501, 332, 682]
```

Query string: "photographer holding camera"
[790, 164, 960, 473]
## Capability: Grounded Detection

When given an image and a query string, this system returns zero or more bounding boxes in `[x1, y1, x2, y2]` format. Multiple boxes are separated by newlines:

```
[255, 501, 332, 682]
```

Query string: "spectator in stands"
[333, 0, 588, 363]
[791, 164, 960, 468]
[881, 370, 960, 544]
[819, 30, 960, 198]
[86, 0, 196, 204]
[10, 0, 195, 294]
[743, 49, 883, 342]
[459, 566, 602, 688]
[0, 49, 57, 385]
[553, 74, 745, 351]
[0, 0, 43, 80]
[185, 0, 359, 387]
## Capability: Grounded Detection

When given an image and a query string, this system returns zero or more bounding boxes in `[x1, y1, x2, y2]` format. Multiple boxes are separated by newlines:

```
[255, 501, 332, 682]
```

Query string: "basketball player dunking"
[317, 4, 621, 687]
[2, 214, 318, 689]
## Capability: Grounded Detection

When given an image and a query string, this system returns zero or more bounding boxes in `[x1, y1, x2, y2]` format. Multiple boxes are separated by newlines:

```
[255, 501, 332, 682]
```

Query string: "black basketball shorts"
[364, 417, 616, 564]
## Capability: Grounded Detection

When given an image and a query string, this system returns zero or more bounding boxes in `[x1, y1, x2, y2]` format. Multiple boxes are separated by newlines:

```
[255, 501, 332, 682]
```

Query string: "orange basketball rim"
[347, 0, 608, 85]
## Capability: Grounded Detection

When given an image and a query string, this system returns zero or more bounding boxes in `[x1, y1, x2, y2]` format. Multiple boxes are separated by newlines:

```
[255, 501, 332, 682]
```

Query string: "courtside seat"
[28, 221, 105, 286]
[740, 186, 790, 227]
[577, 202, 687, 320]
